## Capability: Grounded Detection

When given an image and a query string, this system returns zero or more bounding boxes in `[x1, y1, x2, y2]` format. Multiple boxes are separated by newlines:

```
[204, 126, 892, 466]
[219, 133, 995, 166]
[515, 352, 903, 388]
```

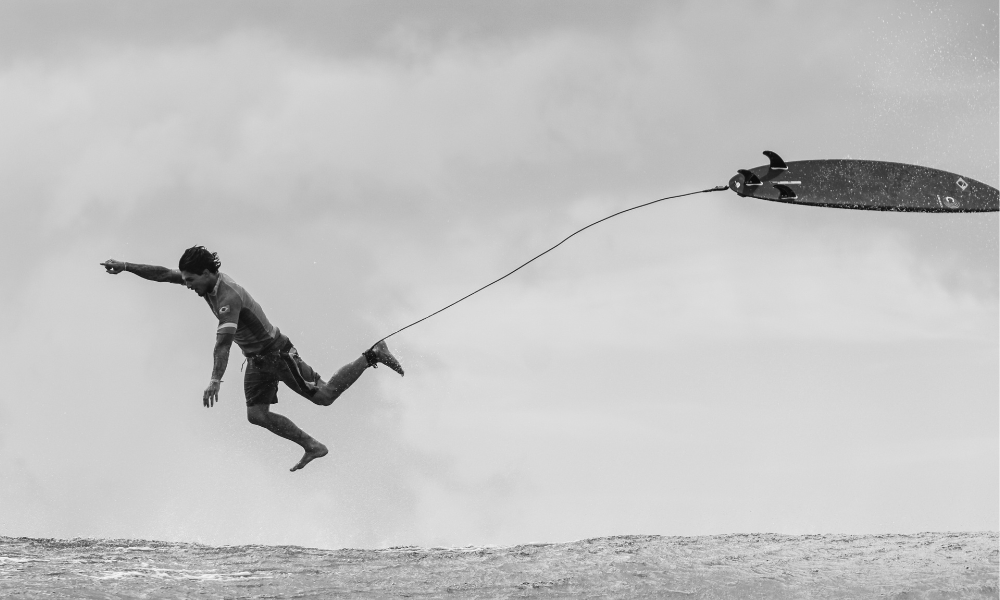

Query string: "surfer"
[100, 246, 404, 472]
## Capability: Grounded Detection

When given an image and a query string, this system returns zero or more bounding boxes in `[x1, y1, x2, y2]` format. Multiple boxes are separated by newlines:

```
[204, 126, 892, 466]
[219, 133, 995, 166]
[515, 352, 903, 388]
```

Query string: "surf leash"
[369, 184, 728, 349]
[368, 149, 999, 352]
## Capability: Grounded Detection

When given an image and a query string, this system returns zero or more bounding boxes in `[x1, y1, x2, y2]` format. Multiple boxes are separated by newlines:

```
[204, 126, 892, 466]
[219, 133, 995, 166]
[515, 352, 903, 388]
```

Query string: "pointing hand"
[101, 259, 126, 274]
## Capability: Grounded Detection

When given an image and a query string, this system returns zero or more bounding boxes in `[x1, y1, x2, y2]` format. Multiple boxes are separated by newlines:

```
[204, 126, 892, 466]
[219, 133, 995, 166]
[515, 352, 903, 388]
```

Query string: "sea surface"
[1, 531, 996, 599]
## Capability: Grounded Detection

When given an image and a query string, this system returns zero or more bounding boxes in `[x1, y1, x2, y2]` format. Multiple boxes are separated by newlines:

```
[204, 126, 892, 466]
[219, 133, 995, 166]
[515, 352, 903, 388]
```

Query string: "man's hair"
[178, 246, 222, 274]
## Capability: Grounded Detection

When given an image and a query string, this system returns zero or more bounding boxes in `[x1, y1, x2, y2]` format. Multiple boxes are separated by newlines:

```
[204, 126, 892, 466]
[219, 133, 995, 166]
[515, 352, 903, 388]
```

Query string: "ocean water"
[1, 532, 996, 599]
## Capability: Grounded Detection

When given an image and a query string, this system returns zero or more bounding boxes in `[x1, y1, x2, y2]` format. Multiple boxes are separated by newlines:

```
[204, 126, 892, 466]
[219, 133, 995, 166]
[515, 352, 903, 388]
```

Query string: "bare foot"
[290, 441, 329, 472]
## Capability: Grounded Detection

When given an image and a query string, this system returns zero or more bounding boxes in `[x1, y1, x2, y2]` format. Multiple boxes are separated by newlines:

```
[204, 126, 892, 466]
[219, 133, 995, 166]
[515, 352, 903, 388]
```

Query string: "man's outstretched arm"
[204, 330, 235, 408]
[101, 259, 183, 284]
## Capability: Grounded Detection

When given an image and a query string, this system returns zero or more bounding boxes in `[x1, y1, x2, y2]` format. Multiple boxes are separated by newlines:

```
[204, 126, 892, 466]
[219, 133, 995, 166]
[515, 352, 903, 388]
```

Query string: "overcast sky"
[0, 0, 996, 549]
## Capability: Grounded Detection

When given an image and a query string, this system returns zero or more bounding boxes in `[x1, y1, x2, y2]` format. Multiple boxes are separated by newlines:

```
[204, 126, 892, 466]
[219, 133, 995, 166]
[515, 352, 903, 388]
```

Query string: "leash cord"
[372, 184, 728, 347]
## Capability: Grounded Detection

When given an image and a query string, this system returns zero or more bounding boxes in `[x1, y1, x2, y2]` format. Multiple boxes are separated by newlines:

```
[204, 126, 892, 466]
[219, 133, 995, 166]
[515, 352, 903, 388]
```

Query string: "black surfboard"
[728, 151, 998, 213]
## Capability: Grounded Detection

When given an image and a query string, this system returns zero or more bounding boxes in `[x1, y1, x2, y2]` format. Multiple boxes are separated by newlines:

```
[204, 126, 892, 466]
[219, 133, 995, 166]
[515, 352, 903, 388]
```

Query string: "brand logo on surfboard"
[937, 195, 960, 210]
[956, 178, 968, 191]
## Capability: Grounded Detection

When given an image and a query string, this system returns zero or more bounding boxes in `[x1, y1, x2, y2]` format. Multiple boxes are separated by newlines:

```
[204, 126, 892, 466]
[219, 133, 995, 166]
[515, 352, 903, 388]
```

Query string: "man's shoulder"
[214, 273, 244, 301]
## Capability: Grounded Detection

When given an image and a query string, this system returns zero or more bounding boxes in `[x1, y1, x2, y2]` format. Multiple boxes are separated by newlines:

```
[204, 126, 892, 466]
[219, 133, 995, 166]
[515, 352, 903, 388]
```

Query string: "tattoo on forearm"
[212, 335, 232, 380]
[125, 263, 181, 283]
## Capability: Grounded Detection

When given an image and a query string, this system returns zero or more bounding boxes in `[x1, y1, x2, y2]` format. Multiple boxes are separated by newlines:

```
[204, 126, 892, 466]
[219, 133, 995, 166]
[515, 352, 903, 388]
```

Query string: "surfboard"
[728, 151, 999, 213]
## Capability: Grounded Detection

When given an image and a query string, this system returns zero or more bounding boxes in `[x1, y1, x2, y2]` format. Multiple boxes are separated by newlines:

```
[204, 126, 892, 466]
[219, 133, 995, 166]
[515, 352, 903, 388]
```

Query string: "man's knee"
[312, 388, 339, 406]
[247, 405, 270, 426]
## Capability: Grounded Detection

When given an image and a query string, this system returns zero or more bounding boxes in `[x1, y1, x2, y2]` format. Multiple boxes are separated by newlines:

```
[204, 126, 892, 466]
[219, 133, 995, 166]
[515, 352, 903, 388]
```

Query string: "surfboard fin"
[773, 184, 797, 200]
[737, 169, 762, 186]
[764, 150, 788, 171]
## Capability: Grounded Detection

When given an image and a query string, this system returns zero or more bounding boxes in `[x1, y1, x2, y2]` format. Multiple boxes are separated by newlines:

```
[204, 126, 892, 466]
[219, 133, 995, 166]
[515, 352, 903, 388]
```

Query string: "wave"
[1, 532, 996, 599]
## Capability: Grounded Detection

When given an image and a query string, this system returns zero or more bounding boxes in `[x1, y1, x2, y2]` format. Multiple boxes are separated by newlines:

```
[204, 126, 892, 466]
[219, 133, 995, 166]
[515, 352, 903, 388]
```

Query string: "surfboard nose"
[982, 185, 999, 212]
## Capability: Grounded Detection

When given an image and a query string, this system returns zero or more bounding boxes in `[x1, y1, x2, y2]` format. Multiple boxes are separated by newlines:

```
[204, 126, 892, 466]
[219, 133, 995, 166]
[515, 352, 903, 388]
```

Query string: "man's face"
[181, 270, 216, 296]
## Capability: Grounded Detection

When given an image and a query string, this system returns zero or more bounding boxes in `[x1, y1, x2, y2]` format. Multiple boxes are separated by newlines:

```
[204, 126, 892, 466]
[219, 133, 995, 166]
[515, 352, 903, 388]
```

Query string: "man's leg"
[311, 356, 368, 406]
[311, 341, 404, 406]
[246, 404, 328, 472]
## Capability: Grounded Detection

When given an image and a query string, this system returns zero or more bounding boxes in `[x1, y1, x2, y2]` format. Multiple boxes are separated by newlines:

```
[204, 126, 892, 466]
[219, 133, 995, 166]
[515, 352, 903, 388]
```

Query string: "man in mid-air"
[101, 245, 404, 472]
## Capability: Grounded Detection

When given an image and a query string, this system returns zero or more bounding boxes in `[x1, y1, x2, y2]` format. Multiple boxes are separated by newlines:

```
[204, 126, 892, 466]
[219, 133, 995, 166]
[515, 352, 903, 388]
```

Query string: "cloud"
[0, 0, 995, 547]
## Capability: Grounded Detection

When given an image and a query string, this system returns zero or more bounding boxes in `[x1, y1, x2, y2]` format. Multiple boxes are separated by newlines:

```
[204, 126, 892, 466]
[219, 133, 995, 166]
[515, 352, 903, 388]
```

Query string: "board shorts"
[243, 336, 325, 407]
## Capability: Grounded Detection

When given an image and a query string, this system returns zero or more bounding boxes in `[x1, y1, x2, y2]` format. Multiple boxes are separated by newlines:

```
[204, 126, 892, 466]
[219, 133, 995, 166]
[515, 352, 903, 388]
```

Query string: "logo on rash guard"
[219, 306, 230, 315]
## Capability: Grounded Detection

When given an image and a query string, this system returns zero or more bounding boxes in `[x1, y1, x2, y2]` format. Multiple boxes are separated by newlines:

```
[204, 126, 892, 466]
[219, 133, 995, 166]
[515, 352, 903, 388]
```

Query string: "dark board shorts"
[244, 337, 324, 407]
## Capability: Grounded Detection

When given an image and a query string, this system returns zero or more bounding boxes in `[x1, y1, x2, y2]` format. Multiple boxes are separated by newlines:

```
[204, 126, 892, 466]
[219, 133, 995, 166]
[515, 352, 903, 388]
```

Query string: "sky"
[0, 0, 996, 550]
